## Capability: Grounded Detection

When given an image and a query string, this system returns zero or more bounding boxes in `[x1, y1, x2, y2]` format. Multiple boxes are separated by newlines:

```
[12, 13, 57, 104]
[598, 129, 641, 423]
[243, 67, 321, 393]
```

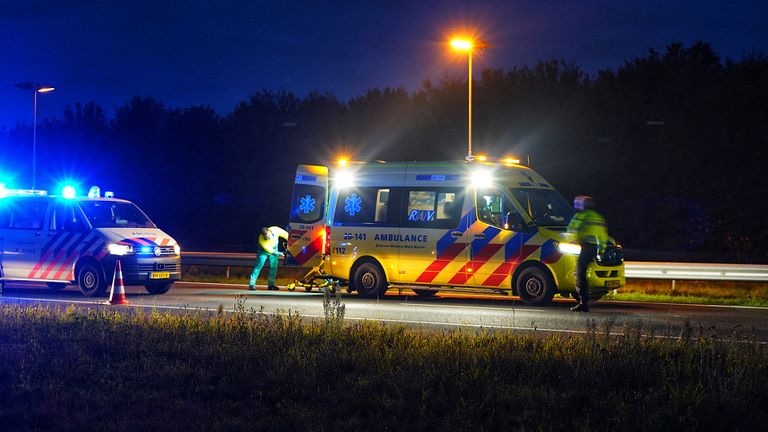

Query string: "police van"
[287, 159, 624, 306]
[0, 185, 181, 297]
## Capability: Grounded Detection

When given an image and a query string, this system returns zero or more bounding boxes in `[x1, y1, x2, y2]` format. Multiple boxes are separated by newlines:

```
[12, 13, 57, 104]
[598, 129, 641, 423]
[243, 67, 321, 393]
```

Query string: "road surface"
[2, 281, 766, 342]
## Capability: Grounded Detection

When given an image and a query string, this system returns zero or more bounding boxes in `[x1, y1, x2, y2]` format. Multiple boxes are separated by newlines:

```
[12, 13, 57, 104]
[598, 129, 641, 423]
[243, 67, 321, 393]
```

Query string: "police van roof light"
[104, 191, 115, 198]
[88, 185, 101, 199]
[0, 183, 6, 198]
[61, 186, 77, 199]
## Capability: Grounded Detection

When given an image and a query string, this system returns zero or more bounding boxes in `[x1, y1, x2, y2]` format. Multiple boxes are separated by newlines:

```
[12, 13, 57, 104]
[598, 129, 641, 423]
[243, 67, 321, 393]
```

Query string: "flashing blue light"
[62, 185, 77, 199]
[0, 183, 6, 198]
[140, 246, 152, 254]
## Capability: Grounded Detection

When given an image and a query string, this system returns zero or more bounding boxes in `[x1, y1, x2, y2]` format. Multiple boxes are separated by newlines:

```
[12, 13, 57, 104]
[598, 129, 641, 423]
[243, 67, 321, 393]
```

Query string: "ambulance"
[0, 185, 181, 297]
[287, 159, 624, 306]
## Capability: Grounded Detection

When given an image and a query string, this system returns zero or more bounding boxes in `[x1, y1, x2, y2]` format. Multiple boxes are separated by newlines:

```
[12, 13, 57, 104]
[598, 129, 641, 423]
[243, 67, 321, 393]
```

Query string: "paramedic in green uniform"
[567, 195, 609, 312]
[249, 226, 289, 291]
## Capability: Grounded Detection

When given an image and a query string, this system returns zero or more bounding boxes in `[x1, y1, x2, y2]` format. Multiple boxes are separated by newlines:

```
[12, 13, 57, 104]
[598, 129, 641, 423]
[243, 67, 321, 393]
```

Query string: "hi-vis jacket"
[258, 226, 288, 255]
[567, 209, 609, 248]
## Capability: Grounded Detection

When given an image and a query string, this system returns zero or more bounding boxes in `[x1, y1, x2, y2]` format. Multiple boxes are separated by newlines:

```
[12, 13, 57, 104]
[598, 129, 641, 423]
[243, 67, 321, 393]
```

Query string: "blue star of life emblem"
[299, 194, 316, 214]
[344, 194, 362, 216]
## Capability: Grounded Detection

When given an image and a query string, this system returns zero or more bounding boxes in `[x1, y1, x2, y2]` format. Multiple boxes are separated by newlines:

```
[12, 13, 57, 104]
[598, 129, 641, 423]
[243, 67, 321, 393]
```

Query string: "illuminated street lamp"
[450, 37, 489, 161]
[15, 82, 55, 190]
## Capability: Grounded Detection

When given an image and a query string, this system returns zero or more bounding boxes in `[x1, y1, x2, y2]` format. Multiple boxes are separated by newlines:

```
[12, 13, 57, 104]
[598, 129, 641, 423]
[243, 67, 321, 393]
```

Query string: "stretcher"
[285, 262, 340, 293]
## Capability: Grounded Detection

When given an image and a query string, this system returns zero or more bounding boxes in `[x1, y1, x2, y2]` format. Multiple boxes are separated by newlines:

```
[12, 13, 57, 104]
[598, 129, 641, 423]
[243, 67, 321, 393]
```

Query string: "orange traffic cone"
[108, 259, 129, 305]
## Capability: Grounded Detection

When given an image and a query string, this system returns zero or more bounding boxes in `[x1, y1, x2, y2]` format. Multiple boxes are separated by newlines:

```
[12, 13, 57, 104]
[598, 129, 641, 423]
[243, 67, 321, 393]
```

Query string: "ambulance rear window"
[79, 201, 156, 228]
[290, 184, 325, 224]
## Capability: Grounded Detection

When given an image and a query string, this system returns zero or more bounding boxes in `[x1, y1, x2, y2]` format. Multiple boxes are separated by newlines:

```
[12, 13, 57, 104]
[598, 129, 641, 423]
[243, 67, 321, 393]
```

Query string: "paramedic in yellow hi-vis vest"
[249, 226, 289, 291]
[567, 195, 609, 312]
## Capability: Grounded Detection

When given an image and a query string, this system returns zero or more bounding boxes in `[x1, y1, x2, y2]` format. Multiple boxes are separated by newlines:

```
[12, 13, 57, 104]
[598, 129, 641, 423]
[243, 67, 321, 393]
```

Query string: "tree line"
[1, 42, 766, 263]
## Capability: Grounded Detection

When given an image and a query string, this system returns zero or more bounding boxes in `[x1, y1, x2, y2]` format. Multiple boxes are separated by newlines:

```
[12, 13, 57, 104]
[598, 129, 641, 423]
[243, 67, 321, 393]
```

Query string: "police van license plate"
[150, 272, 170, 279]
[605, 280, 621, 289]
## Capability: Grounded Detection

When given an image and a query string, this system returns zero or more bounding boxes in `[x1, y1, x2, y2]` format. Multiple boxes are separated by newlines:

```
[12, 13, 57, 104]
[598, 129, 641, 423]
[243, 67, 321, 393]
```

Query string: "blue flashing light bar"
[62, 186, 77, 199]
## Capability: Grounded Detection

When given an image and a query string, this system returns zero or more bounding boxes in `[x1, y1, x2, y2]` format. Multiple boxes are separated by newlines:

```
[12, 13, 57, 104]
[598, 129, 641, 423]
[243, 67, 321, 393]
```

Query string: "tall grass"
[1, 303, 766, 431]
[607, 279, 768, 307]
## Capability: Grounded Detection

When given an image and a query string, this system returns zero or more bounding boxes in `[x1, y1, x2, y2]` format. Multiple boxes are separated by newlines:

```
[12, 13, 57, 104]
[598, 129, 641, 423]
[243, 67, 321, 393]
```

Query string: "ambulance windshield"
[511, 188, 574, 227]
[79, 201, 156, 228]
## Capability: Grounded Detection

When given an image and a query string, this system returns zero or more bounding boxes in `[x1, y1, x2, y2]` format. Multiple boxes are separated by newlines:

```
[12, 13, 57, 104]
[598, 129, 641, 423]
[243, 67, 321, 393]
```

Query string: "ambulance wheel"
[47, 282, 67, 290]
[145, 283, 172, 295]
[516, 267, 555, 306]
[78, 263, 107, 297]
[353, 262, 387, 298]
[413, 289, 437, 297]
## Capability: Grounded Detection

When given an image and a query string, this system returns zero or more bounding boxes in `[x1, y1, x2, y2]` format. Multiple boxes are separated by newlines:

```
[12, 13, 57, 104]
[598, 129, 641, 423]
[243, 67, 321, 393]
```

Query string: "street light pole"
[15, 82, 55, 190]
[468, 48, 472, 160]
[450, 38, 488, 161]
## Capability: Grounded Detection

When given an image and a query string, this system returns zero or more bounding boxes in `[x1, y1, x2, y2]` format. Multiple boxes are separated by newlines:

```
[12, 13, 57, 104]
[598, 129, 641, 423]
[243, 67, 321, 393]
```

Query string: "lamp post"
[15, 82, 55, 190]
[450, 37, 488, 161]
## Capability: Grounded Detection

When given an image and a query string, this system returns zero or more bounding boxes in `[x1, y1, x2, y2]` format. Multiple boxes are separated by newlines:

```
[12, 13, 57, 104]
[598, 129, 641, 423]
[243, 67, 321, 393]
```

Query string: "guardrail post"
[226, 266, 230, 279]
[671, 279, 676, 294]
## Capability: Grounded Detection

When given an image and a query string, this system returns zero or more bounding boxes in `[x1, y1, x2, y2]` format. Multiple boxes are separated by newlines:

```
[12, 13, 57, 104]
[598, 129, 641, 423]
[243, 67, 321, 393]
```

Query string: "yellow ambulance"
[287, 159, 624, 305]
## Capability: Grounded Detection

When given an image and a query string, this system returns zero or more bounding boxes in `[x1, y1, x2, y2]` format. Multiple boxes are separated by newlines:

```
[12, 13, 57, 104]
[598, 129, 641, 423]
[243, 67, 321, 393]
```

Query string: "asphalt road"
[2, 281, 767, 342]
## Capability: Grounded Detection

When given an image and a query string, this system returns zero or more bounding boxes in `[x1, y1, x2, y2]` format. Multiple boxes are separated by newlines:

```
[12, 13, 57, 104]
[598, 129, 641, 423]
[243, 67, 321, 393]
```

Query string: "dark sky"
[1, 0, 766, 129]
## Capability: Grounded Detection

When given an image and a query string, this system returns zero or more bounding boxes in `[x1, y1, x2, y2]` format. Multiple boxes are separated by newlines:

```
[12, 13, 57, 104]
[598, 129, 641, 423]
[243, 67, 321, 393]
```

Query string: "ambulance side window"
[403, 188, 464, 229]
[476, 189, 524, 231]
[8, 199, 46, 230]
[334, 187, 400, 226]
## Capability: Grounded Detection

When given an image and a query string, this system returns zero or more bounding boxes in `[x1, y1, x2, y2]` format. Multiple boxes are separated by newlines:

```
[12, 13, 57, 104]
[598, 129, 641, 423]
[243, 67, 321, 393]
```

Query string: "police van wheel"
[516, 267, 555, 306]
[145, 283, 172, 295]
[353, 262, 387, 298]
[78, 263, 107, 297]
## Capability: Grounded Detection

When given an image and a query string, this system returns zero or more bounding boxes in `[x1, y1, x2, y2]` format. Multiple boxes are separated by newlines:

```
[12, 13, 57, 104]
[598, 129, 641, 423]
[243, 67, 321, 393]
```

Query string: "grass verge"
[0, 302, 766, 430]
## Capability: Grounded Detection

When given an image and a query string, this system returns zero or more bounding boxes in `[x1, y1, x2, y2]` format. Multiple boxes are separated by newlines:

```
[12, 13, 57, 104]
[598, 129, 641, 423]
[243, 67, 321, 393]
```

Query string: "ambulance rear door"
[287, 165, 328, 267]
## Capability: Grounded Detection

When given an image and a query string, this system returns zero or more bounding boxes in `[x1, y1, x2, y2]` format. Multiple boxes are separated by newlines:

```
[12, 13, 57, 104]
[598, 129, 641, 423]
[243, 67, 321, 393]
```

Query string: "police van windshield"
[79, 201, 156, 228]
[511, 188, 574, 227]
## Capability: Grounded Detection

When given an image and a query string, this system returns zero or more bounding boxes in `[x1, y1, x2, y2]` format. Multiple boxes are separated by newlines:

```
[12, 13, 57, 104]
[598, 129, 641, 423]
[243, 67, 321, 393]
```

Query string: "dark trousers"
[575, 242, 598, 305]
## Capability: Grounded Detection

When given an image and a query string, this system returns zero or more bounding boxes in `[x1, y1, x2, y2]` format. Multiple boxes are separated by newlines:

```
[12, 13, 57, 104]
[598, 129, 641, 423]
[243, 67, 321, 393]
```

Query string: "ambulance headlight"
[174, 244, 181, 255]
[108, 244, 134, 256]
[556, 242, 582, 255]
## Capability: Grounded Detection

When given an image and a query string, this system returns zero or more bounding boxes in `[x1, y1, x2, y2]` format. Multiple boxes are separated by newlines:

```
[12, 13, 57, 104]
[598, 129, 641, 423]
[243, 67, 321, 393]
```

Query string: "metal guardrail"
[182, 252, 768, 282]
[624, 262, 768, 282]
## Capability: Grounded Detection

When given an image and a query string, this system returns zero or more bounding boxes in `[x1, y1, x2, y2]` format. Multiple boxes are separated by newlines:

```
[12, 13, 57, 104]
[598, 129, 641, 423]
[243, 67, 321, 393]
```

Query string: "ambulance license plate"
[605, 280, 621, 289]
[150, 272, 170, 279]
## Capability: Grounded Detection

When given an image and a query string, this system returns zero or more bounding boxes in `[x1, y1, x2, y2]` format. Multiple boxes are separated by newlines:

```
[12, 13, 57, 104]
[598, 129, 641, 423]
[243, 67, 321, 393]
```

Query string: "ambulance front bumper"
[104, 255, 182, 285]
[556, 255, 625, 294]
